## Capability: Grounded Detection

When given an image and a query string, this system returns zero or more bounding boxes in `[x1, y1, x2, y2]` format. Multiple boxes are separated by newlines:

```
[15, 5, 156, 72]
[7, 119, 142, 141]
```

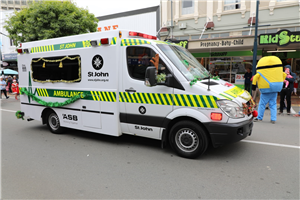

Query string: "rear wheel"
[169, 120, 208, 159]
[46, 111, 64, 134]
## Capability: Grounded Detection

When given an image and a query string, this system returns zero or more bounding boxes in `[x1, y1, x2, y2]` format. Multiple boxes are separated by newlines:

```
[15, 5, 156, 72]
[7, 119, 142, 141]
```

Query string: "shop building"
[160, 0, 300, 88]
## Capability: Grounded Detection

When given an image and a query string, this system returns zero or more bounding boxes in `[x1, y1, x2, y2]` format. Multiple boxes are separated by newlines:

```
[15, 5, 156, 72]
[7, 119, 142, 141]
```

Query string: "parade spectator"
[293, 72, 299, 95]
[244, 68, 252, 92]
[0, 77, 9, 99]
[252, 56, 286, 124]
[11, 79, 19, 100]
[279, 62, 295, 115]
[6, 76, 13, 93]
[13, 75, 19, 83]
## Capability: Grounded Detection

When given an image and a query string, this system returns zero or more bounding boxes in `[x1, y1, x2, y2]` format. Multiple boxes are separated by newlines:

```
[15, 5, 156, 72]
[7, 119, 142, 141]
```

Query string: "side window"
[126, 46, 170, 81]
[31, 55, 81, 83]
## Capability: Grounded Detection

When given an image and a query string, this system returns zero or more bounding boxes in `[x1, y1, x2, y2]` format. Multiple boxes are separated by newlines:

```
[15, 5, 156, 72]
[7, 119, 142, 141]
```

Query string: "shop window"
[224, 0, 241, 11]
[1, 6, 7, 10]
[126, 47, 170, 81]
[31, 55, 81, 83]
[21, 0, 26, 5]
[181, 0, 194, 15]
[280, 27, 295, 32]
[297, 27, 300, 31]
[14, 0, 20, 5]
[211, 34, 219, 38]
[191, 35, 208, 40]
[177, 36, 189, 40]
[220, 33, 230, 38]
[242, 30, 252, 36]
[1, 0, 7, 4]
[266, 29, 278, 33]
[7, 0, 12, 4]
[257, 29, 266, 35]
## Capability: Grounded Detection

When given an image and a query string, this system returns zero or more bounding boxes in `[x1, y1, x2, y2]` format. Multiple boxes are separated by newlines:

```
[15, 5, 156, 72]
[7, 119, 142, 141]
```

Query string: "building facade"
[160, 0, 300, 86]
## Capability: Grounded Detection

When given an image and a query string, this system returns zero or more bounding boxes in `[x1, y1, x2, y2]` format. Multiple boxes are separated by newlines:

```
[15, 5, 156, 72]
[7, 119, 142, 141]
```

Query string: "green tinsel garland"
[190, 78, 198, 86]
[212, 76, 220, 80]
[19, 87, 86, 107]
[15, 111, 24, 120]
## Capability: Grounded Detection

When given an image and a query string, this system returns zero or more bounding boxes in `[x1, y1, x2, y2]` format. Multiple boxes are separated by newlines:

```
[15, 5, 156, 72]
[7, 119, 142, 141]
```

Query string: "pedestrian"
[6, 76, 13, 93]
[13, 75, 18, 83]
[11, 79, 19, 100]
[279, 61, 295, 115]
[244, 68, 252, 92]
[293, 72, 299, 95]
[252, 56, 286, 124]
[0, 77, 9, 99]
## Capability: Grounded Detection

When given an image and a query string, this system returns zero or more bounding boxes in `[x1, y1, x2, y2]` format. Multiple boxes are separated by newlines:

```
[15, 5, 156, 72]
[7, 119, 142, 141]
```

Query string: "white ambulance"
[17, 30, 255, 158]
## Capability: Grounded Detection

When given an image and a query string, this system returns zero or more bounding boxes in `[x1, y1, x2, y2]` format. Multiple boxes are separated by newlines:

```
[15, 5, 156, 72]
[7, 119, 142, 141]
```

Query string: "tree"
[4, 1, 99, 46]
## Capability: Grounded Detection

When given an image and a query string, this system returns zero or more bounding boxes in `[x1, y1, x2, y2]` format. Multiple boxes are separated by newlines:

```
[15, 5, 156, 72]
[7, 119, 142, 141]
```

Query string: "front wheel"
[169, 120, 208, 159]
[46, 111, 64, 134]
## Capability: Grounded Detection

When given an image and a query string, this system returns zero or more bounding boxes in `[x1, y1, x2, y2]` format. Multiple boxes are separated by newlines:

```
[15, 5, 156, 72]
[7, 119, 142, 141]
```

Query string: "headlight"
[217, 100, 245, 118]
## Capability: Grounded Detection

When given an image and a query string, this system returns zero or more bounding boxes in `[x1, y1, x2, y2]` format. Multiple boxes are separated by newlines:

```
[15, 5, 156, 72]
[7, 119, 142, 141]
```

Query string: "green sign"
[259, 29, 300, 46]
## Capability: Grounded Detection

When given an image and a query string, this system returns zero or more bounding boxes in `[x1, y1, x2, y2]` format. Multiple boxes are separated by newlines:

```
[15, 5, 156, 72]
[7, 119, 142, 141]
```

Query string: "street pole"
[170, 0, 173, 38]
[252, 0, 259, 77]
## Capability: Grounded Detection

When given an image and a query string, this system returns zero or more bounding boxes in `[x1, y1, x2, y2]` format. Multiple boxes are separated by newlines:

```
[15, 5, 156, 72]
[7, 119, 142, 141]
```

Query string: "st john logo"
[92, 55, 104, 70]
[139, 106, 146, 114]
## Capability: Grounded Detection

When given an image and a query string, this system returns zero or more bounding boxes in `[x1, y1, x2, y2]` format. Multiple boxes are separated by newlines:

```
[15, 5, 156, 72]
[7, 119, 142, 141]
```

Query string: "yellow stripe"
[190, 95, 198, 107]
[43, 89, 49, 97]
[122, 39, 125, 46]
[210, 96, 218, 108]
[149, 93, 156, 104]
[119, 93, 123, 102]
[144, 93, 151, 104]
[90, 91, 96, 101]
[196, 95, 204, 107]
[102, 92, 108, 102]
[154, 93, 162, 105]
[41, 88, 46, 96]
[172, 94, 180, 106]
[131, 39, 135, 45]
[121, 92, 127, 102]
[160, 93, 167, 105]
[141, 40, 145, 44]
[97, 91, 103, 101]
[36, 89, 41, 96]
[134, 93, 141, 103]
[177, 95, 185, 106]
[111, 92, 116, 102]
[43, 46, 46, 52]
[125, 92, 131, 103]
[203, 96, 211, 108]
[138, 93, 145, 103]
[51, 45, 54, 51]
[46, 45, 48, 52]
[106, 91, 112, 102]
[126, 39, 130, 46]
[136, 39, 140, 45]
[183, 95, 191, 107]
[94, 91, 100, 101]
[166, 94, 173, 105]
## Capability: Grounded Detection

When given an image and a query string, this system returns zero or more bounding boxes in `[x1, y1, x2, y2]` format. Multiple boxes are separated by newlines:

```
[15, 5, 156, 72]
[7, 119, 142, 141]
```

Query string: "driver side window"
[126, 46, 169, 81]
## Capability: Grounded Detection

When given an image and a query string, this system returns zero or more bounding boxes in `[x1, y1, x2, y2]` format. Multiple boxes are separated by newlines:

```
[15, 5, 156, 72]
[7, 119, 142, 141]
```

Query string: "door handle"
[125, 88, 136, 93]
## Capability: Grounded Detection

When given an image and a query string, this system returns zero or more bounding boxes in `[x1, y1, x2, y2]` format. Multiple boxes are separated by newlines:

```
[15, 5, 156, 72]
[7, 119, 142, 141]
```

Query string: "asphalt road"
[1, 99, 299, 199]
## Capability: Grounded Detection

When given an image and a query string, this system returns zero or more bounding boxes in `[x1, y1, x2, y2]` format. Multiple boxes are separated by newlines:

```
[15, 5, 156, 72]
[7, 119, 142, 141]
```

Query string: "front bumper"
[203, 117, 254, 148]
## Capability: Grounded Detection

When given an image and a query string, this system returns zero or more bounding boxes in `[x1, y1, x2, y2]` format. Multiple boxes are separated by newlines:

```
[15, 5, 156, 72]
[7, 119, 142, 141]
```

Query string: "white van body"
[18, 30, 254, 158]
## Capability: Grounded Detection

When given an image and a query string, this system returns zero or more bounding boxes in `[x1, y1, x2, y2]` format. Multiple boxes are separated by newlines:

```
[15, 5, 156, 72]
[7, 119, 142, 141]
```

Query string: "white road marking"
[0, 108, 17, 113]
[242, 140, 300, 149]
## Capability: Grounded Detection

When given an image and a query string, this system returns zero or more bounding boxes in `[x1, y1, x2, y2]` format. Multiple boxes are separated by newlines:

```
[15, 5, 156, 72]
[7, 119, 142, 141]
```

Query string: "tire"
[169, 120, 208, 159]
[46, 111, 64, 134]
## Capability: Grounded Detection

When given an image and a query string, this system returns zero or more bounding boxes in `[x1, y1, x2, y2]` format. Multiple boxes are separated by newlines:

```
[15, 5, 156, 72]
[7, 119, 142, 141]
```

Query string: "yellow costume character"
[252, 56, 286, 123]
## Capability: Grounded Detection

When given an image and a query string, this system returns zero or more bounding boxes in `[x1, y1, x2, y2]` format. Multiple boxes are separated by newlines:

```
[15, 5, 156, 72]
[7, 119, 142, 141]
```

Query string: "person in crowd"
[0, 77, 9, 99]
[252, 56, 286, 124]
[11, 79, 19, 100]
[244, 68, 252, 93]
[6, 76, 13, 93]
[214, 70, 219, 77]
[279, 61, 295, 115]
[13, 75, 18, 83]
[293, 72, 299, 95]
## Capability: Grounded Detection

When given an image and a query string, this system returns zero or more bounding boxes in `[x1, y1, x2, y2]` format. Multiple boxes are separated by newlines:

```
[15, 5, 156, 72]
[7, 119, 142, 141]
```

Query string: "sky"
[73, 0, 160, 17]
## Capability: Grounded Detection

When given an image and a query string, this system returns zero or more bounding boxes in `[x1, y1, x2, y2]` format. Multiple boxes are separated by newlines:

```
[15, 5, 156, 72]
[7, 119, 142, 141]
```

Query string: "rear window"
[31, 55, 81, 83]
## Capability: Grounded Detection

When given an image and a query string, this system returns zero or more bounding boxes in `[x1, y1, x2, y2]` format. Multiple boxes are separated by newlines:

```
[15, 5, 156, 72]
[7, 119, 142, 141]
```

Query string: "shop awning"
[2, 69, 18, 75]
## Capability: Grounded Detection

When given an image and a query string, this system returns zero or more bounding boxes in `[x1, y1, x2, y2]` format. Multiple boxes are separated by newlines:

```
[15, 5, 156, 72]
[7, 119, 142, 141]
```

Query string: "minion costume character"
[252, 56, 286, 123]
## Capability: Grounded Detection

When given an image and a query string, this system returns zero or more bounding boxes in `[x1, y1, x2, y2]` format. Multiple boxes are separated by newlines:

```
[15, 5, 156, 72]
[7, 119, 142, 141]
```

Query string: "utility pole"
[252, 0, 260, 77]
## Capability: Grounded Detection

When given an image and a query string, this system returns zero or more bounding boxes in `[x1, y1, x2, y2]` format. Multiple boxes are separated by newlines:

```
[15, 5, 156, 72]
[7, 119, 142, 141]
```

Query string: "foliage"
[156, 73, 166, 83]
[4, 0, 99, 46]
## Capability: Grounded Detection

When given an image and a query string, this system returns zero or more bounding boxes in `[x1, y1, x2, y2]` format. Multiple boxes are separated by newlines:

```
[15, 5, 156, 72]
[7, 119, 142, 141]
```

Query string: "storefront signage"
[235, 74, 245, 85]
[259, 30, 300, 46]
[165, 39, 189, 49]
[200, 39, 244, 48]
[210, 52, 227, 56]
[2, 53, 17, 61]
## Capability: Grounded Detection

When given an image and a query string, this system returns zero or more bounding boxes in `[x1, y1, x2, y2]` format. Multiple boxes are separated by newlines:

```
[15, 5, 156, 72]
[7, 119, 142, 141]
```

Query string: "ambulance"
[17, 30, 255, 158]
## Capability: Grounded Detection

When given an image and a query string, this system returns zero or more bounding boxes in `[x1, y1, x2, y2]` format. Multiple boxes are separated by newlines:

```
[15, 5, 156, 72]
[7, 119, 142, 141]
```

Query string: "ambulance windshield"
[157, 44, 210, 81]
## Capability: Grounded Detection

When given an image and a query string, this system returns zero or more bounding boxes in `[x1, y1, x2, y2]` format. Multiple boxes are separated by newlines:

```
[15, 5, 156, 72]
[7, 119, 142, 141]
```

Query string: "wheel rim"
[175, 128, 199, 153]
[48, 113, 60, 131]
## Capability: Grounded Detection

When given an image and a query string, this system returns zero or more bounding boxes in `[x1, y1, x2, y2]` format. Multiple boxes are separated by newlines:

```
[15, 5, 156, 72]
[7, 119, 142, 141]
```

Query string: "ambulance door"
[121, 46, 173, 139]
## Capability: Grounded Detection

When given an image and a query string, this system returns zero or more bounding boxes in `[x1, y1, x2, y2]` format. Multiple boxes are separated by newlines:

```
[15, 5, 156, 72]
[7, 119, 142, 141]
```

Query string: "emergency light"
[211, 113, 222, 121]
[101, 38, 109, 44]
[17, 49, 23, 54]
[129, 31, 157, 40]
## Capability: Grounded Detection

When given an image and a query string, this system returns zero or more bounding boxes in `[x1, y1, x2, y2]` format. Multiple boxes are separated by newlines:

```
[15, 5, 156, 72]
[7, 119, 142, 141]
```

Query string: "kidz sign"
[259, 30, 300, 46]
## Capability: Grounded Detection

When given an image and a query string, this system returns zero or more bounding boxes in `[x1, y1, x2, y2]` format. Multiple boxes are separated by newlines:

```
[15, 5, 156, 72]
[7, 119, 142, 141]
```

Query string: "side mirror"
[145, 66, 157, 87]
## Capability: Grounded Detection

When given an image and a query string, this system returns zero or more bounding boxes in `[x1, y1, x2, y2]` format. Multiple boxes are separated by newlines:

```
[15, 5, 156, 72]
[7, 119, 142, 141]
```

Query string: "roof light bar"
[129, 31, 157, 40]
